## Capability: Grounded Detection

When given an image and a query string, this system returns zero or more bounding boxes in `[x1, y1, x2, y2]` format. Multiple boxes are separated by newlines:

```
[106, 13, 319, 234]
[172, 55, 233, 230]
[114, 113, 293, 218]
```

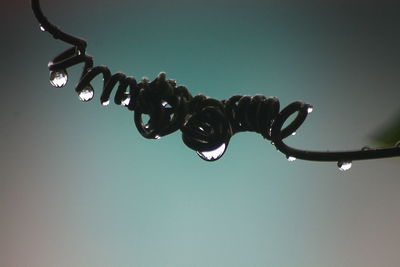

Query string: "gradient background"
[1, 0, 400, 266]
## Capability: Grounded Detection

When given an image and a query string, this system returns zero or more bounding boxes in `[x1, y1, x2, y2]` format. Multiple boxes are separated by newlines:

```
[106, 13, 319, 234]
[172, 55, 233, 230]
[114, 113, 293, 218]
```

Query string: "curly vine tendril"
[32, 0, 400, 168]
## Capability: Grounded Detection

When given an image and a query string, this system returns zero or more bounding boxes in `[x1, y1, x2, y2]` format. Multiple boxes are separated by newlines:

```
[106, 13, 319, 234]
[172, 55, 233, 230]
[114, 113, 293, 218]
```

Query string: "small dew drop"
[155, 135, 161, 139]
[78, 86, 94, 102]
[337, 161, 352, 171]
[307, 106, 313, 113]
[40, 25, 45, 32]
[287, 156, 296, 162]
[361, 146, 371, 151]
[197, 143, 226, 161]
[101, 100, 110, 106]
[49, 69, 68, 88]
[292, 132, 296, 136]
[161, 101, 172, 108]
[121, 94, 131, 106]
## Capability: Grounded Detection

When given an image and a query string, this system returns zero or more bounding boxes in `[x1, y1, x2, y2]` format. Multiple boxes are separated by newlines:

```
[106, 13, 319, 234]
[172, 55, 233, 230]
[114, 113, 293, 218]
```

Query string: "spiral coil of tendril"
[47, 46, 310, 161]
[33, 0, 400, 167]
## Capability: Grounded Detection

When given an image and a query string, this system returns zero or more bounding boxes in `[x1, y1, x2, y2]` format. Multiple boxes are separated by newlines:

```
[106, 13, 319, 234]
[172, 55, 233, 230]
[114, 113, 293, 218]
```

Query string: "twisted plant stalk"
[32, 0, 400, 169]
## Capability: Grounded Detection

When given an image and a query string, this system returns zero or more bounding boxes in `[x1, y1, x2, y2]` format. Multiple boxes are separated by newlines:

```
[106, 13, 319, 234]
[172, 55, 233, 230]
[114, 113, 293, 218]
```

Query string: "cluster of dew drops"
[47, 70, 354, 169]
[48, 67, 228, 161]
[42, 24, 357, 169]
[49, 69, 94, 102]
[42, 25, 95, 102]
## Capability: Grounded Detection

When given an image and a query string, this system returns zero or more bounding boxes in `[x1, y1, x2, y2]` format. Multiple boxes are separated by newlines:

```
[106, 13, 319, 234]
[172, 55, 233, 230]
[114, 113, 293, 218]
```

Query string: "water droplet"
[337, 161, 352, 171]
[121, 94, 131, 106]
[307, 105, 313, 113]
[271, 141, 275, 145]
[155, 135, 161, 139]
[197, 143, 226, 161]
[361, 146, 371, 151]
[49, 69, 68, 88]
[101, 100, 110, 106]
[292, 132, 296, 136]
[78, 86, 94, 102]
[161, 101, 172, 108]
[286, 156, 296, 162]
[40, 25, 45, 32]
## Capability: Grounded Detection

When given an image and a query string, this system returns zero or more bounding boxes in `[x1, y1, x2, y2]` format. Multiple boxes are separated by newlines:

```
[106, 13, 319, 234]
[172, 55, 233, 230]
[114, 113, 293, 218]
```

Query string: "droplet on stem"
[78, 85, 94, 102]
[292, 132, 296, 136]
[197, 143, 226, 161]
[361, 146, 371, 151]
[121, 93, 131, 106]
[286, 155, 296, 162]
[161, 101, 172, 108]
[49, 69, 68, 88]
[307, 105, 313, 113]
[337, 161, 352, 171]
[40, 24, 45, 32]
[155, 135, 161, 139]
[101, 100, 110, 106]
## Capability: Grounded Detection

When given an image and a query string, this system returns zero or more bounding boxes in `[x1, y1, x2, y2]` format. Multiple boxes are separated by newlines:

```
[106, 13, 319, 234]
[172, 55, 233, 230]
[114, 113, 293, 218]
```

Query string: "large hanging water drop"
[337, 161, 352, 171]
[197, 143, 226, 161]
[78, 85, 94, 102]
[49, 69, 68, 88]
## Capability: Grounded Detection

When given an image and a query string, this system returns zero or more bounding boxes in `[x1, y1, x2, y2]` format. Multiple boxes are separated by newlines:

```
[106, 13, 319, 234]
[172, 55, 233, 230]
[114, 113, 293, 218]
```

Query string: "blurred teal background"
[1, 0, 400, 266]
